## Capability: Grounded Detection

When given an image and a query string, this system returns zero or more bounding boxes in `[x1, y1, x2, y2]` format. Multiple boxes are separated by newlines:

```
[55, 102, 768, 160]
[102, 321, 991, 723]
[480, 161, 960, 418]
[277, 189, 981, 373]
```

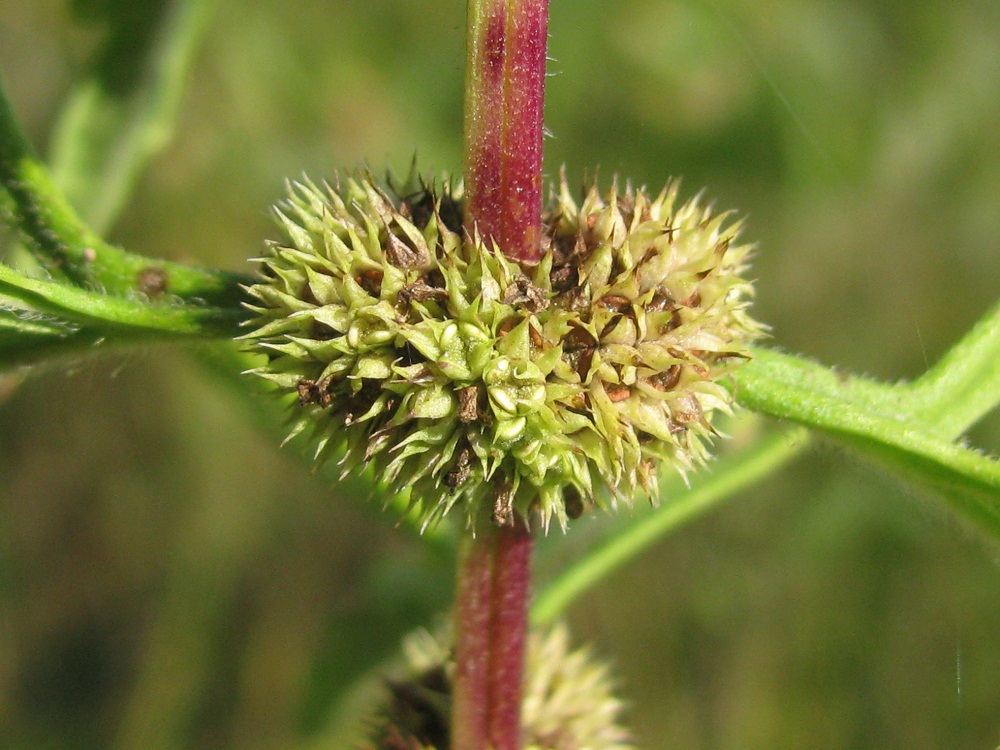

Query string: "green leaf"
[0, 306, 75, 338]
[0, 262, 245, 339]
[905, 297, 1000, 435]
[735, 345, 1000, 540]
[1, 71, 250, 307]
[0, 306, 78, 364]
[0, 306, 111, 371]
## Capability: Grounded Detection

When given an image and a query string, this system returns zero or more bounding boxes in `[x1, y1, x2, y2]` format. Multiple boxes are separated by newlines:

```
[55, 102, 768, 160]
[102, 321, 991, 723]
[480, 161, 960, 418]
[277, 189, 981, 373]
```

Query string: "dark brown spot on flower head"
[397, 186, 432, 230]
[681, 290, 701, 308]
[646, 291, 674, 314]
[344, 379, 386, 425]
[562, 321, 599, 380]
[548, 232, 585, 291]
[553, 283, 589, 314]
[397, 281, 448, 315]
[492, 483, 515, 527]
[648, 364, 682, 392]
[604, 383, 631, 403]
[301, 281, 321, 306]
[297, 375, 335, 408]
[548, 231, 578, 265]
[646, 292, 683, 333]
[717, 350, 752, 363]
[437, 193, 464, 235]
[357, 269, 383, 297]
[599, 314, 624, 340]
[564, 486, 584, 520]
[496, 315, 520, 338]
[137, 266, 168, 298]
[426, 268, 445, 288]
[445, 446, 474, 488]
[296, 379, 316, 406]
[685, 351, 710, 377]
[385, 229, 429, 269]
[597, 295, 631, 313]
[564, 346, 595, 382]
[397, 181, 464, 235]
[312, 320, 338, 341]
[503, 275, 548, 313]
[398, 179, 453, 222]
[398, 342, 425, 368]
[672, 394, 705, 426]
[609, 255, 626, 284]
[563, 321, 598, 351]
[457, 385, 484, 423]
[528, 322, 544, 348]
[549, 263, 577, 295]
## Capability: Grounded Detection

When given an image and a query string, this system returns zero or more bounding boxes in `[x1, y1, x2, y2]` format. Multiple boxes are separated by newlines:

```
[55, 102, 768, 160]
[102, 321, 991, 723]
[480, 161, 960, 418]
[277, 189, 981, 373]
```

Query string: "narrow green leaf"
[905, 298, 1000, 436]
[0, 262, 245, 338]
[0, 306, 76, 338]
[0, 307, 109, 371]
[1, 72, 251, 307]
[835, 432, 1000, 536]
[736, 346, 1000, 540]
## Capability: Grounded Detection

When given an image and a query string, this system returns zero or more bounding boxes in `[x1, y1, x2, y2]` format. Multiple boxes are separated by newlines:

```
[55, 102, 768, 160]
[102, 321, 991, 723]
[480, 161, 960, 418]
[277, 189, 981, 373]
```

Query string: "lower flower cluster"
[364, 624, 634, 750]
[243, 171, 762, 531]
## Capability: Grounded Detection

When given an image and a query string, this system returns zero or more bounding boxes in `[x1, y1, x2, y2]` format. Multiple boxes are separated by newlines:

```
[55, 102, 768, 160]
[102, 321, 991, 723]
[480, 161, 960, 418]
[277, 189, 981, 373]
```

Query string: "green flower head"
[242, 170, 762, 532]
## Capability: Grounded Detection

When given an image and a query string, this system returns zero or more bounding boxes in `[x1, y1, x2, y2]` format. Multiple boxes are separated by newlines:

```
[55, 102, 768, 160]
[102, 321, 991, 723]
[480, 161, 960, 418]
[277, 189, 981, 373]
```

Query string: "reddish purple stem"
[451, 532, 494, 750]
[452, 524, 534, 750]
[453, 2, 547, 748]
[486, 526, 532, 746]
[464, 0, 549, 263]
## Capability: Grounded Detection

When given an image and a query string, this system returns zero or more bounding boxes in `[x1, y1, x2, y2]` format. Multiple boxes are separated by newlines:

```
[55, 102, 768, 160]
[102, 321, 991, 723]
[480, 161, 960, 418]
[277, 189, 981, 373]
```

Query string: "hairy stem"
[452, 2, 549, 748]
[463, 0, 549, 263]
[452, 523, 533, 750]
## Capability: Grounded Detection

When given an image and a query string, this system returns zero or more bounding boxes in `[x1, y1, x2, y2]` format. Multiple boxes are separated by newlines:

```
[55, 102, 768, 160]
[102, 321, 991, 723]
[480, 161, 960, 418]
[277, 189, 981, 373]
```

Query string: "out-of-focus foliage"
[0, 1, 997, 749]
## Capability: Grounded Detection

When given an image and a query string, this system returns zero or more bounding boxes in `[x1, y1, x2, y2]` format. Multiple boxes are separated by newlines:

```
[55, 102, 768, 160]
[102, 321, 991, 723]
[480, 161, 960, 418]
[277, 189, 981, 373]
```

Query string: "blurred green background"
[1, 0, 999, 748]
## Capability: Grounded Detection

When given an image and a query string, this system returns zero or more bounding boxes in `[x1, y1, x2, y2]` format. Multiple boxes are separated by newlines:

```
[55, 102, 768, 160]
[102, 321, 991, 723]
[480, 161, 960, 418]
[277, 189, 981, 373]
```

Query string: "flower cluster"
[364, 624, 633, 750]
[242, 171, 762, 531]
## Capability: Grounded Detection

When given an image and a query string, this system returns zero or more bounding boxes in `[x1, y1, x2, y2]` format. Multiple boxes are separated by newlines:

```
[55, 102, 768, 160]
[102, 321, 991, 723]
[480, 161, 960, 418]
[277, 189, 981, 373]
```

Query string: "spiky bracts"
[364, 624, 634, 750]
[242, 172, 762, 532]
